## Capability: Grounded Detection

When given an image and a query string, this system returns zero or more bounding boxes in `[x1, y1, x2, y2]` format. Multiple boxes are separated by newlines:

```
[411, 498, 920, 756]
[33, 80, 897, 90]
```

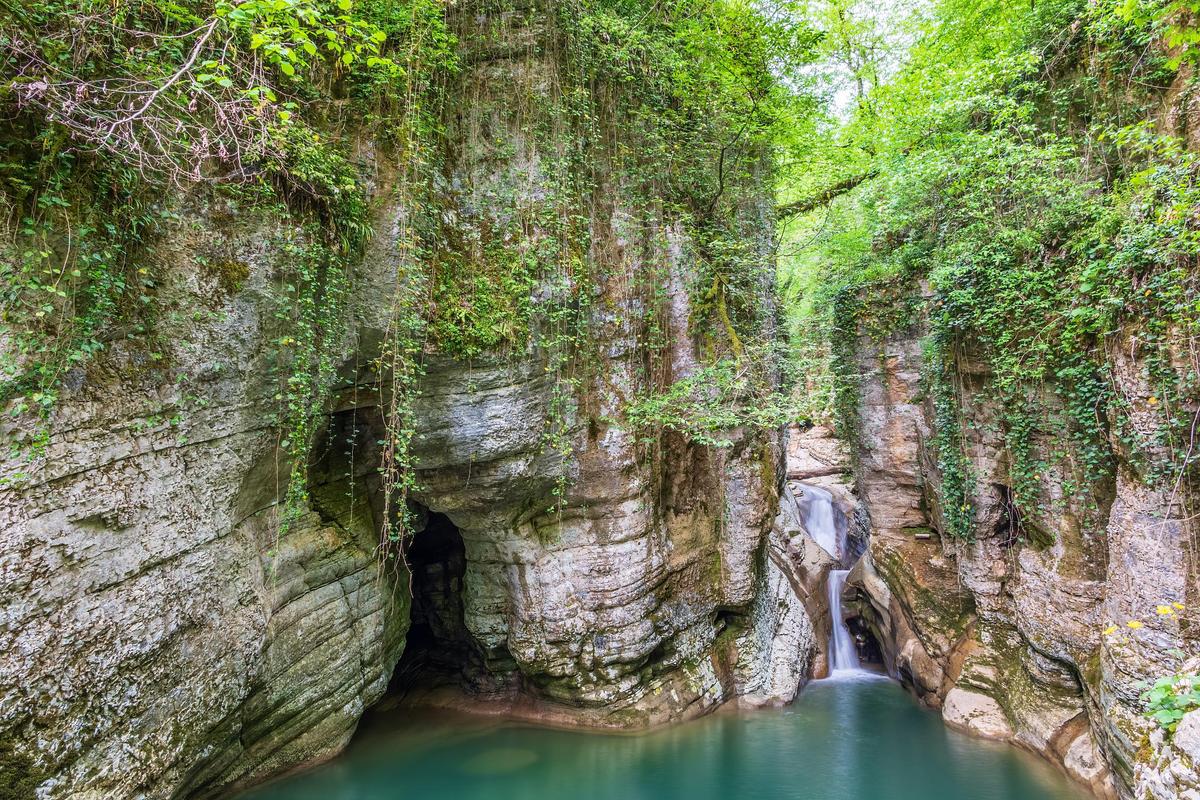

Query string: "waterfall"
[826, 569, 860, 674]
[796, 482, 864, 675]
[796, 483, 843, 560]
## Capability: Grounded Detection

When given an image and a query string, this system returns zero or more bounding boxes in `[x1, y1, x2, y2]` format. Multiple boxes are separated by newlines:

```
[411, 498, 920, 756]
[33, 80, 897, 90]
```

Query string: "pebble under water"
[236, 675, 1087, 800]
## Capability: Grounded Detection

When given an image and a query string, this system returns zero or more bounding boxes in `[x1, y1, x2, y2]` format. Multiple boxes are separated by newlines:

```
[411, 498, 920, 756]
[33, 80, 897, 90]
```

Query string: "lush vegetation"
[0, 0, 422, 487]
[778, 0, 1200, 745]
[5, 0, 1198, 554]
[1142, 672, 1200, 732]
[779, 0, 1200, 542]
[0, 0, 819, 547]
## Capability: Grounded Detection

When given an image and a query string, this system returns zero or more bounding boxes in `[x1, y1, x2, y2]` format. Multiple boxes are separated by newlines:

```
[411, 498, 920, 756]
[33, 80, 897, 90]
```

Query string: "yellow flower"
[1174, 603, 1186, 611]
[1157, 605, 1176, 616]
[1127, 620, 1144, 629]
[1103, 625, 1118, 636]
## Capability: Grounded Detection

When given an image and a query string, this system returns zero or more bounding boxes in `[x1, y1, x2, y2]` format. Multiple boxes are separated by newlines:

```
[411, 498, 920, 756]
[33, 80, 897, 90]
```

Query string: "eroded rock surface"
[0, 208, 411, 800]
[0, 4, 814, 798]
[841, 306, 1197, 799]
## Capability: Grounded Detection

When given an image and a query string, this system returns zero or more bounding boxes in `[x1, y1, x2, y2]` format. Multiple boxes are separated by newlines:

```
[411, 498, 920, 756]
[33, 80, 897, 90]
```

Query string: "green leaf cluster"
[779, 0, 1200, 540]
[1142, 674, 1200, 732]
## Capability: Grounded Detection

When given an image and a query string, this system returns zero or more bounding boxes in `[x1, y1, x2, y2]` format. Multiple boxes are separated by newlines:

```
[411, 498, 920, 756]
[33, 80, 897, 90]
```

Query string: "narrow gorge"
[0, 0, 1198, 799]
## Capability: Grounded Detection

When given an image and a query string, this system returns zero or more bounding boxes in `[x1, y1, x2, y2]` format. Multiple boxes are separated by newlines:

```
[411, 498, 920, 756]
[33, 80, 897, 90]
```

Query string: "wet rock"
[942, 688, 1014, 739]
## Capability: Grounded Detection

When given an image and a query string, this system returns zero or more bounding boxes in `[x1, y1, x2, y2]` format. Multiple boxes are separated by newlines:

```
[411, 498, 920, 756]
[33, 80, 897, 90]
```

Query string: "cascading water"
[826, 569, 860, 673]
[797, 482, 864, 675]
[796, 483, 842, 560]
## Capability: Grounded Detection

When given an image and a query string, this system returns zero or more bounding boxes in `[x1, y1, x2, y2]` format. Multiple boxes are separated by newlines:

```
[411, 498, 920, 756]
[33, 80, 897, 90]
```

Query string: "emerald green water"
[236, 676, 1087, 800]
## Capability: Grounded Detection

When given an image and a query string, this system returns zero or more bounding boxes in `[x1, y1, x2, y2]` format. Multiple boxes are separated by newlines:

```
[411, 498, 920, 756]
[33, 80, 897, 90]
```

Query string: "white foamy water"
[797, 483, 842, 560]
[826, 568, 862, 674]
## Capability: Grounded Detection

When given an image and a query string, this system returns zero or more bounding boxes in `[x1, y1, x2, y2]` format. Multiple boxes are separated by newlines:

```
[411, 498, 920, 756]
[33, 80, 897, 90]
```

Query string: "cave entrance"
[846, 616, 885, 668]
[388, 509, 484, 696]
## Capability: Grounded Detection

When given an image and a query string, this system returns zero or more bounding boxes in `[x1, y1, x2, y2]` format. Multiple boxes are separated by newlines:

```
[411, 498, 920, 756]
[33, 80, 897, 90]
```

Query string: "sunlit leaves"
[1107, 0, 1200, 67]
[1142, 674, 1200, 732]
[216, 0, 400, 84]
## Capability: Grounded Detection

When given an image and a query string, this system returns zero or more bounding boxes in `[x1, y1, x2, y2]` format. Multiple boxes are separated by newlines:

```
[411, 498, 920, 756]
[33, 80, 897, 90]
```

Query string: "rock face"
[786, 423, 851, 482]
[0, 207, 413, 800]
[0, 4, 814, 799]
[386, 350, 815, 728]
[841, 301, 1197, 799]
[942, 688, 1014, 739]
[0, 203, 412, 796]
[1139, 708, 1200, 800]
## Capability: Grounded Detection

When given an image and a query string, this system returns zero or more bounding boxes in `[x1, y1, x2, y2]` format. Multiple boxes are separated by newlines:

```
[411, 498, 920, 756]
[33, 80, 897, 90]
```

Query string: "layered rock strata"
[842, 308, 1196, 799]
[0, 3, 815, 798]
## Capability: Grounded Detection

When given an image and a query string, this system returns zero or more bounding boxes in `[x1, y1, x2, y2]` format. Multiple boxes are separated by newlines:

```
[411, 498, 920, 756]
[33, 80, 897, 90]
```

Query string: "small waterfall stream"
[826, 569, 860, 673]
[797, 482, 864, 676]
[796, 483, 841, 560]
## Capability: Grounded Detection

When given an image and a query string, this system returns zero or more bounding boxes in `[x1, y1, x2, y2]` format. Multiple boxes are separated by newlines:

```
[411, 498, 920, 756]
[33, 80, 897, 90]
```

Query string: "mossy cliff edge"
[0, 1, 815, 797]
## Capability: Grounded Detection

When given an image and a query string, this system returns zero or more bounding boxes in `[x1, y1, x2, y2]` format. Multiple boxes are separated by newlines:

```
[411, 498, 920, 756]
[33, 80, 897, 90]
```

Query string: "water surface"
[238, 675, 1086, 800]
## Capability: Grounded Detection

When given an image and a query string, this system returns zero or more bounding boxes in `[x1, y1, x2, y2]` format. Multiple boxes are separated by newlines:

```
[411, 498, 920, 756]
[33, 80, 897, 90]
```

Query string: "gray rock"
[1175, 711, 1200, 765]
[0, 5, 813, 799]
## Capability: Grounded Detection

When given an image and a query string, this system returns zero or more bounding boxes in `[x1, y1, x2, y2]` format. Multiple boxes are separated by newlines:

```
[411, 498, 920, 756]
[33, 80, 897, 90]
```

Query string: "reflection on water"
[236, 675, 1087, 800]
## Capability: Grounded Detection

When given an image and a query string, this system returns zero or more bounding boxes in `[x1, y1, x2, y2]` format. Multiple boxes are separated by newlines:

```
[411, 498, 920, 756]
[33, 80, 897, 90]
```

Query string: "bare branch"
[7, 18, 277, 186]
[109, 17, 219, 134]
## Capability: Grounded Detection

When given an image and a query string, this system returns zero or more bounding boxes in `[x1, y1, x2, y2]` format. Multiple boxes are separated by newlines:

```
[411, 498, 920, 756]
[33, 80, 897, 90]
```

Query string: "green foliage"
[1, 0, 820, 563]
[1106, 0, 1200, 67]
[0, 148, 164, 468]
[219, 0, 394, 80]
[1142, 674, 1200, 732]
[267, 213, 355, 522]
[0, 735, 43, 800]
[557, 0, 816, 344]
[779, 0, 1200, 541]
[922, 335, 976, 540]
[826, 285, 863, 444]
[625, 353, 798, 448]
[0, 0, 418, 500]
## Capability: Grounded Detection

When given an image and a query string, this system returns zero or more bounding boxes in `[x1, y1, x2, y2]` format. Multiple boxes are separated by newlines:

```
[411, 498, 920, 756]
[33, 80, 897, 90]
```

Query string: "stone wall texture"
[843, 297, 1197, 800]
[0, 4, 815, 798]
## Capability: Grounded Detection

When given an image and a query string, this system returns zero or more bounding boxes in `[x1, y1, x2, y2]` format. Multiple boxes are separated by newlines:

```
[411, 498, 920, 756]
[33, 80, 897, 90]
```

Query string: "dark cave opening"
[994, 483, 1024, 549]
[387, 509, 485, 697]
[845, 616, 885, 668]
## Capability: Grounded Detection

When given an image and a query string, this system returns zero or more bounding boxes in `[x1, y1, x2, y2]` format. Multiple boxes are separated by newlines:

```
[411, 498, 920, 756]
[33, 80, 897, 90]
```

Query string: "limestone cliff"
[837, 287, 1197, 799]
[0, 4, 814, 798]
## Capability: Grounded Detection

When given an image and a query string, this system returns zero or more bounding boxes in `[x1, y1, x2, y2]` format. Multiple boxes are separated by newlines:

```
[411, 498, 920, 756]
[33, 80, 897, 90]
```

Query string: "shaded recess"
[845, 616, 885, 668]
[390, 510, 470, 688]
[833, 572, 886, 672]
[308, 400, 514, 707]
[386, 507, 497, 698]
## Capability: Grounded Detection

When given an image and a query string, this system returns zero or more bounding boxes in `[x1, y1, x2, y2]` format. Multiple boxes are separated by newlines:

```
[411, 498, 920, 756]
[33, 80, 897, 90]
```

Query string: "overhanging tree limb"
[776, 169, 878, 220]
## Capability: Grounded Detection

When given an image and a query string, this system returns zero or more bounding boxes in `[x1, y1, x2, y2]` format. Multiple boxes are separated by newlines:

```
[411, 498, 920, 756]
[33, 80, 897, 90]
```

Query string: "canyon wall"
[0, 4, 813, 799]
[840, 286, 1197, 799]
